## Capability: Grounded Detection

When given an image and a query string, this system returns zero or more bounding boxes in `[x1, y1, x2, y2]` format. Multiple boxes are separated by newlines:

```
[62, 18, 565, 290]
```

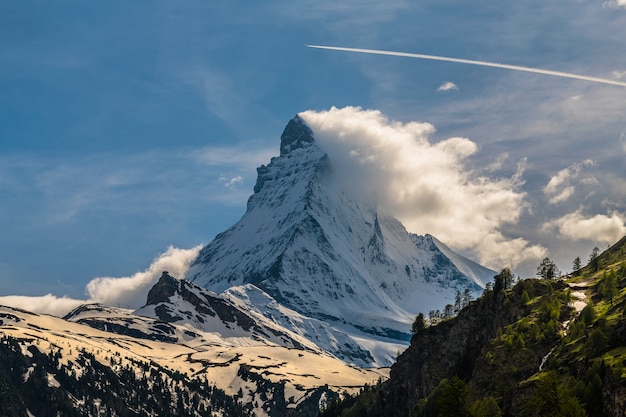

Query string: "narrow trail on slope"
[539, 279, 591, 371]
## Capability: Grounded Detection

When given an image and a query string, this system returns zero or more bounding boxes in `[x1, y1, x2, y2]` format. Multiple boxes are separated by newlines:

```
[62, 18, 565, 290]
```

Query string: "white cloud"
[0, 294, 85, 318]
[437, 81, 458, 92]
[604, 0, 626, 9]
[543, 210, 626, 244]
[299, 106, 544, 269]
[548, 186, 576, 205]
[543, 159, 595, 204]
[86, 245, 202, 308]
[219, 175, 244, 189]
[0, 245, 202, 317]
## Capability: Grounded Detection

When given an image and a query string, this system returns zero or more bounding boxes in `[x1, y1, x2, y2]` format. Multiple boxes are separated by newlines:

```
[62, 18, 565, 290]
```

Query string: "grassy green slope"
[320, 238, 626, 417]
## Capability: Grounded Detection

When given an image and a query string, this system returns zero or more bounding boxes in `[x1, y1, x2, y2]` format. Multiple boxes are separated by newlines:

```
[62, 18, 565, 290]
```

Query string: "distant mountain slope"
[186, 116, 495, 348]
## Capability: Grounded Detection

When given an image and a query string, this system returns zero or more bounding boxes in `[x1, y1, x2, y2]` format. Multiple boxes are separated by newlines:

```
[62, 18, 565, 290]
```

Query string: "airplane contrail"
[308, 45, 626, 88]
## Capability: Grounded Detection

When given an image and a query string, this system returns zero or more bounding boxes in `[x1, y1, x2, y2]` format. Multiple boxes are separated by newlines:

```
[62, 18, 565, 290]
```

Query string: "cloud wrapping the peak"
[299, 106, 544, 269]
[0, 245, 202, 317]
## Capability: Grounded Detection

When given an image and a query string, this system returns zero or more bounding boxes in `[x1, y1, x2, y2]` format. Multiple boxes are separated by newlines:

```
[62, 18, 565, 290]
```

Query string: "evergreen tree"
[521, 372, 586, 417]
[454, 291, 463, 314]
[469, 397, 501, 417]
[462, 288, 472, 308]
[411, 313, 426, 335]
[494, 268, 515, 293]
[435, 376, 470, 417]
[537, 258, 560, 280]
[600, 271, 618, 305]
[572, 256, 581, 276]
[588, 247, 600, 272]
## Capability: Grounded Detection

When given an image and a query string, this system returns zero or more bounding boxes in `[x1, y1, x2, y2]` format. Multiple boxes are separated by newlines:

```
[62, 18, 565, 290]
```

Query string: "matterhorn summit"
[185, 114, 495, 365]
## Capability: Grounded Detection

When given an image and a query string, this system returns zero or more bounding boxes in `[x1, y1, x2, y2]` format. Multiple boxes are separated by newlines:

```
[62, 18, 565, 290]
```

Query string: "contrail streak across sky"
[308, 45, 626, 88]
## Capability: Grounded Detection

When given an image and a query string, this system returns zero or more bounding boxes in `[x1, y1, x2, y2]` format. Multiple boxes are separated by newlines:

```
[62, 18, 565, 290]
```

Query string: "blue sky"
[1, 1, 626, 305]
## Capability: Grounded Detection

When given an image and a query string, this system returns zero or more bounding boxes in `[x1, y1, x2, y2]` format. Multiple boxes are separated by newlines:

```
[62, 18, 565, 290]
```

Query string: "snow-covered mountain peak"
[279, 115, 316, 156]
[186, 115, 496, 364]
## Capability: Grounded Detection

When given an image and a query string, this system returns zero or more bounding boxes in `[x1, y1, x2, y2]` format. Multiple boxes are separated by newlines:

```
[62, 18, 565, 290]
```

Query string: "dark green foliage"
[589, 247, 600, 272]
[412, 313, 426, 335]
[413, 378, 502, 417]
[493, 268, 515, 293]
[539, 297, 561, 323]
[435, 376, 471, 417]
[537, 258, 560, 280]
[600, 270, 618, 304]
[413, 377, 470, 417]
[519, 372, 587, 417]
[579, 302, 596, 325]
[585, 328, 609, 356]
[321, 239, 626, 417]
[572, 256, 582, 276]
[0, 335, 249, 417]
[469, 397, 501, 417]
[520, 290, 530, 304]
[318, 380, 383, 417]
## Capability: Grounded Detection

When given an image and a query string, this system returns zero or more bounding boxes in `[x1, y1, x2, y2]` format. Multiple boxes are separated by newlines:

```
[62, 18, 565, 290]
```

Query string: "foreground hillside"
[321, 238, 626, 416]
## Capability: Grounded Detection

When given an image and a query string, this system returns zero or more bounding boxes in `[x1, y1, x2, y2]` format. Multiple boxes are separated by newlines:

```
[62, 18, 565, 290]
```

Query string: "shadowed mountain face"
[186, 116, 495, 347]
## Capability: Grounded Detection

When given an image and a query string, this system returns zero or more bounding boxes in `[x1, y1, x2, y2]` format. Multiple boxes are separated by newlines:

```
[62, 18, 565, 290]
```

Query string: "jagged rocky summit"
[185, 115, 495, 364]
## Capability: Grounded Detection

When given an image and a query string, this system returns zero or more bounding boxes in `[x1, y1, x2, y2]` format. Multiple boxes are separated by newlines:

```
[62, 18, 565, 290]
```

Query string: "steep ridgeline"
[186, 116, 495, 366]
[135, 272, 377, 365]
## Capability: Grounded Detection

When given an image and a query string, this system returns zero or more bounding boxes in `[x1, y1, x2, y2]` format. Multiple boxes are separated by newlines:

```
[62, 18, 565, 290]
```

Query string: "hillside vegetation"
[321, 238, 626, 417]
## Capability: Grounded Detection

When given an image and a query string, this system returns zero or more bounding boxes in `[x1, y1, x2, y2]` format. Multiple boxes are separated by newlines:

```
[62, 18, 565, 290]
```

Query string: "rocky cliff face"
[136, 272, 321, 353]
[186, 116, 495, 351]
[383, 279, 563, 416]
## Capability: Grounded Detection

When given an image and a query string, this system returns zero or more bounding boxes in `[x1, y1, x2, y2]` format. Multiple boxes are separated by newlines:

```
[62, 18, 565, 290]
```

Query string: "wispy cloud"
[543, 160, 596, 205]
[0, 145, 274, 225]
[604, 0, 626, 9]
[300, 106, 545, 269]
[0, 245, 201, 317]
[484, 152, 510, 172]
[219, 175, 244, 189]
[193, 143, 275, 168]
[437, 81, 458, 92]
